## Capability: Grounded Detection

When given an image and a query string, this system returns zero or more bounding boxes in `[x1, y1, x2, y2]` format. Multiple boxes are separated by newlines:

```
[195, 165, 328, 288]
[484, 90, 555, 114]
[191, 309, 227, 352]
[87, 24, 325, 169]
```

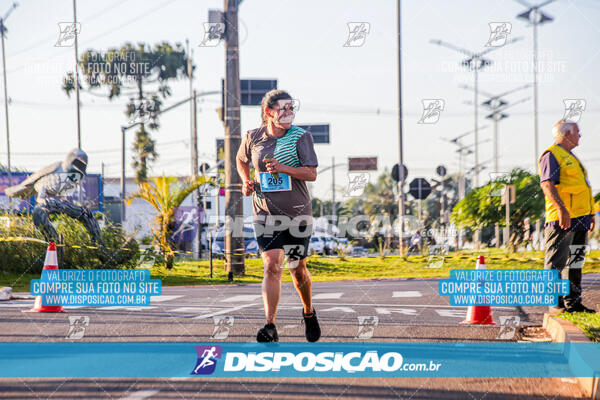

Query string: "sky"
[3, 0, 600, 201]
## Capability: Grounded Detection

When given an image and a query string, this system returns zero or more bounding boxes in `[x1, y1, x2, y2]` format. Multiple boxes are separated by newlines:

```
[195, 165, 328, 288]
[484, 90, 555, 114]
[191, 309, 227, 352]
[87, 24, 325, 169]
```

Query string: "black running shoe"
[565, 303, 596, 313]
[302, 308, 321, 342]
[257, 323, 279, 342]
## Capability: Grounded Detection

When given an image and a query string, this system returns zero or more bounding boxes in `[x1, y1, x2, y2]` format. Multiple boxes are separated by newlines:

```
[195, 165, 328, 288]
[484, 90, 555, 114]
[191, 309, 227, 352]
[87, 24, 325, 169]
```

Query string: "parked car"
[334, 238, 353, 255]
[308, 236, 325, 255]
[322, 236, 337, 255]
[351, 246, 368, 257]
[211, 225, 258, 258]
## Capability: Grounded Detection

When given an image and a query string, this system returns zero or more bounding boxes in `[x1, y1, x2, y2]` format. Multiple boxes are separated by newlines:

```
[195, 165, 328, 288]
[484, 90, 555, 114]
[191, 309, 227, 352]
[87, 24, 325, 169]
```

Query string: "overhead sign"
[221, 79, 278, 108]
[348, 157, 377, 171]
[297, 124, 329, 144]
[408, 178, 432, 200]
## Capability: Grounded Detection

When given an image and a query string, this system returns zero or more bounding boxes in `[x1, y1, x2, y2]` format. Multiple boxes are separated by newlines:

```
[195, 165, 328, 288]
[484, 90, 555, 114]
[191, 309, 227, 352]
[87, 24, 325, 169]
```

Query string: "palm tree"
[128, 175, 215, 269]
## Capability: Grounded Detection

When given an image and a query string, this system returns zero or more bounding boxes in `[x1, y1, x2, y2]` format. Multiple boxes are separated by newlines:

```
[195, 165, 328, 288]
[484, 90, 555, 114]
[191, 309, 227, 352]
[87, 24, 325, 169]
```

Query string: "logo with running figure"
[344, 22, 370, 47]
[191, 345, 222, 375]
[485, 22, 512, 47]
[418, 99, 445, 124]
[562, 99, 586, 123]
[568, 245, 590, 269]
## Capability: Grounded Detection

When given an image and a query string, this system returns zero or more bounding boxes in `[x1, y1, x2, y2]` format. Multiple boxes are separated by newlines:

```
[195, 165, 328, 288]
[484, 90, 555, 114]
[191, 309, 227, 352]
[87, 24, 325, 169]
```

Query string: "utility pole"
[192, 89, 201, 259]
[72, 0, 81, 149]
[224, 0, 244, 277]
[1, 2, 17, 189]
[331, 156, 335, 220]
[187, 40, 201, 259]
[120, 127, 126, 222]
[397, 0, 406, 255]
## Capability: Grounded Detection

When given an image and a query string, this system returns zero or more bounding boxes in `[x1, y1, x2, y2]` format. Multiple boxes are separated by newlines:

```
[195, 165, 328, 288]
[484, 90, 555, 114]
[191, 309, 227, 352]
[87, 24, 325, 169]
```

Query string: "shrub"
[0, 213, 139, 275]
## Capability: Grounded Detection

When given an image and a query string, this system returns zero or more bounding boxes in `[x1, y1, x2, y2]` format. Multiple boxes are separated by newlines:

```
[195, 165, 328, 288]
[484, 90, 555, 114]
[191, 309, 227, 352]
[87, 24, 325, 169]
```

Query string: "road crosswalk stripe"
[220, 295, 262, 302]
[119, 390, 160, 400]
[150, 295, 183, 302]
[194, 303, 259, 319]
[313, 292, 343, 299]
[392, 291, 422, 297]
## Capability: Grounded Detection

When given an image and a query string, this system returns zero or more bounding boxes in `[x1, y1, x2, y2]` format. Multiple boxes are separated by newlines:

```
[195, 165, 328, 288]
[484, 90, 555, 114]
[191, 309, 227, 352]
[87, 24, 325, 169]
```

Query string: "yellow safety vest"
[538, 144, 594, 222]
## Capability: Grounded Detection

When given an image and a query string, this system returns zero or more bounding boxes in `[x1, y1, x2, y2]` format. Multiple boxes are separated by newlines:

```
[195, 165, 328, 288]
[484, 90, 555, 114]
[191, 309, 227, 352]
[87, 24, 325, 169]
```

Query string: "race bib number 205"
[259, 172, 292, 192]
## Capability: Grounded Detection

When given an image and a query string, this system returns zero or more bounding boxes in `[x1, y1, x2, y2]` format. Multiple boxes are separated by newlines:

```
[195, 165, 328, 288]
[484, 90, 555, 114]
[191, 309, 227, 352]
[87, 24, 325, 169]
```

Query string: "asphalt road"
[1, 274, 599, 399]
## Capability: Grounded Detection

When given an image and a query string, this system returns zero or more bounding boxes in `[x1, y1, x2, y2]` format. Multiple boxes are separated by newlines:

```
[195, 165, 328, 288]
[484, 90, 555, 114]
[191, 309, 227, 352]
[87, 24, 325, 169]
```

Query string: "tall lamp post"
[0, 2, 17, 188]
[514, 0, 554, 170]
[430, 37, 522, 187]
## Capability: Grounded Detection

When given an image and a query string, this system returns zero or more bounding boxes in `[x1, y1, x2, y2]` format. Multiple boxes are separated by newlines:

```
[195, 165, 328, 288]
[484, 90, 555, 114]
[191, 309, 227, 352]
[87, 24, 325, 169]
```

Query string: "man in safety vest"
[539, 119, 596, 314]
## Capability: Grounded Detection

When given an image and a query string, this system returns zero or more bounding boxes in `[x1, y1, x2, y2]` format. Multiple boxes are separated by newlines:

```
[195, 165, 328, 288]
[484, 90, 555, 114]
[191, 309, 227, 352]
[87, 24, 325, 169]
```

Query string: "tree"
[127, 175, 215, 269]
[450, 168, 544, 248]
[63, 42, 191, 182]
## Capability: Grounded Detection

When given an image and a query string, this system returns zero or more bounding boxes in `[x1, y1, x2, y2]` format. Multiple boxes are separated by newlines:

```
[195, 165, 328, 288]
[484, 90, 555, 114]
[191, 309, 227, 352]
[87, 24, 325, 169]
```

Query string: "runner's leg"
[261, 248, 284, 324]
[289, 258, 313, 315]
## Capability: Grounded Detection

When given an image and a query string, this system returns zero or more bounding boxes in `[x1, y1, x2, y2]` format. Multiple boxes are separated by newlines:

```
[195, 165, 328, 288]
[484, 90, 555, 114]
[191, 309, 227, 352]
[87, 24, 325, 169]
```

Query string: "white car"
[309, 236, 325, 255]
[335, 238, 353, 254]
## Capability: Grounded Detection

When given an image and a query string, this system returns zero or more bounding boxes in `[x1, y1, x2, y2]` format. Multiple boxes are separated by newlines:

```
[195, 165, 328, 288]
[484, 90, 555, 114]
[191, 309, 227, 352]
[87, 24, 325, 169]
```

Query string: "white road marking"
[276, 305, 303, 310]
[435, 309, 466, 318]
[194, 303, 259, 319]
[321, 306, 355, 313]
[312, 292, 343, 300]
[281, 302, 512, 310]
[220, 295, 262, 302]
[375, 307, 418, 315]
[0, 302, 33, 308]
[392, 291, 422, 298]
[119, 390, 160, 400]
[150, 295, 183, 303]
[171, 307, 216, 313]
[101, 306, 157, 311]
[282, 325, 299, 329]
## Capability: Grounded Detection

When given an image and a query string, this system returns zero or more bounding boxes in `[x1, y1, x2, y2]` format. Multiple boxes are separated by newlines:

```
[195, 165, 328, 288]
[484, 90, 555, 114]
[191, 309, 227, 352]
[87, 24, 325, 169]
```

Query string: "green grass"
[558, 312, 600, 342]
[4, 249, 600, 293]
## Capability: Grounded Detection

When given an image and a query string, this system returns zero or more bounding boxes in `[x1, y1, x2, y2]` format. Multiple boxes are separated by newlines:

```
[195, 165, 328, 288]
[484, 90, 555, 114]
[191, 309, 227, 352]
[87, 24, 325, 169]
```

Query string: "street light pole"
[431, 37, 522, 189]
[119, 91, 219, 224]
[397, 0, 406, 255]
[331, 156, 336, 220]
[0, 2, 17, 189]
[514, 0, 555, 170]
[72, 0, 81, 149]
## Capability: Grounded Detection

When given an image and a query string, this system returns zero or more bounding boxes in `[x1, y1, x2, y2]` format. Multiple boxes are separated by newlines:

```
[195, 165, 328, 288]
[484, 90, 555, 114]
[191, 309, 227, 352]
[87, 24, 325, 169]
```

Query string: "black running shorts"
[254, 223, 312, 260]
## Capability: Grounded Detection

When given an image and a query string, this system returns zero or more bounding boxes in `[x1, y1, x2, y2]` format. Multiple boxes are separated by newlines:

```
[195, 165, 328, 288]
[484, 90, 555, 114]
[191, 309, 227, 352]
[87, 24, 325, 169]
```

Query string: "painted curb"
[543, 313, 600, 399]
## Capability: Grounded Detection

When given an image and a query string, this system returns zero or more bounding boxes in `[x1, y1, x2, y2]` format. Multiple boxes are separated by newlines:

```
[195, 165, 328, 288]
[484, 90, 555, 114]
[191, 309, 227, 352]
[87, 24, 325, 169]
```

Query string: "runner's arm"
[236, 157, 252, 182]
[279, 165, 317, 182]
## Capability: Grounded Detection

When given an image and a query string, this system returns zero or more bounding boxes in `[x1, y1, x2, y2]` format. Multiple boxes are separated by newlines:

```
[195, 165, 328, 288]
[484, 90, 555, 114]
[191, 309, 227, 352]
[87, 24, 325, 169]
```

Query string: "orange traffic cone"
[23, 242, 65, 313]
[461, 255, 494, 325]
